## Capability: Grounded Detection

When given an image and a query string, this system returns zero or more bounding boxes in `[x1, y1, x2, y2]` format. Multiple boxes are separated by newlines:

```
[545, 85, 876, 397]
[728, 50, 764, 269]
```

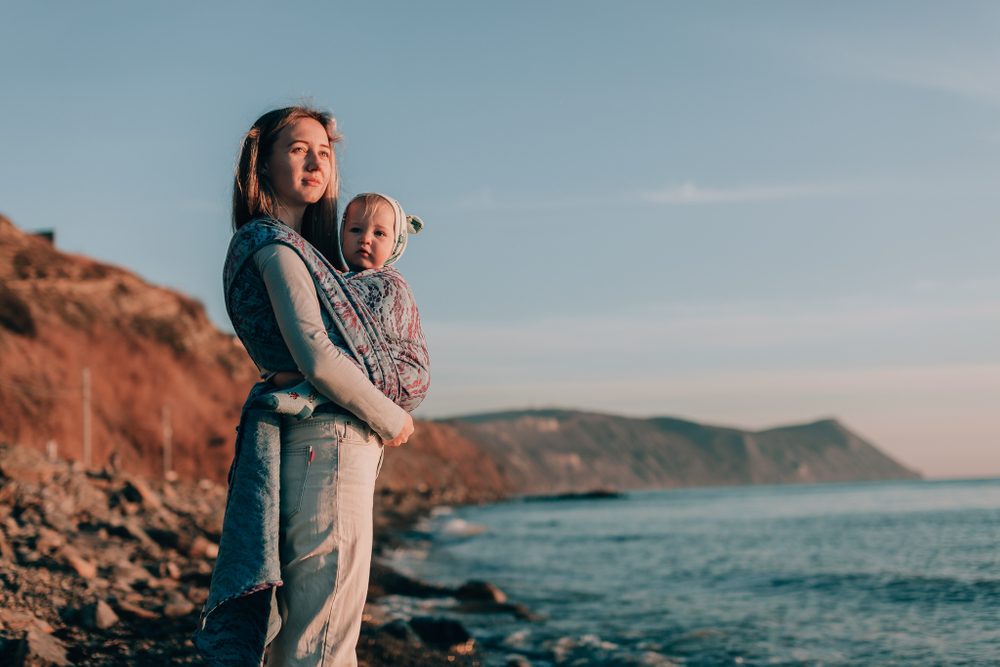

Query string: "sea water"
[384, 479, 1000, 666]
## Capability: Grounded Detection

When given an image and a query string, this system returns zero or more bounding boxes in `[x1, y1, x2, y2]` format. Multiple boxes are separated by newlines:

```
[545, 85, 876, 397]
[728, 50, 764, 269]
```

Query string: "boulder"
[13, 629, 72, 667]
[378, 619, 423, 645]
[408, 616, 472, 647]
[456, 580, 507, 603]
[163, 591, 196, 617]
[80, 599, 119, 629]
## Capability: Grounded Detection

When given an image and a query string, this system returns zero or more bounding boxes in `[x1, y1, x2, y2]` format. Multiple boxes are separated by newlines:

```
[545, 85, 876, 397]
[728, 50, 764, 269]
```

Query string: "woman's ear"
[406, 215, 423, 234]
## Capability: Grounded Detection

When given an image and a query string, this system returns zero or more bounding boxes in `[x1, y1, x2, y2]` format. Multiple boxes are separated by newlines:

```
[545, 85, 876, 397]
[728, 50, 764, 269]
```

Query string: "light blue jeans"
[265, 413, 384, 667]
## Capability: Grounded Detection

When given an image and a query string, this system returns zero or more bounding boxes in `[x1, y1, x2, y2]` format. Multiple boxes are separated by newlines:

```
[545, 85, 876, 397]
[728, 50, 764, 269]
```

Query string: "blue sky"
[1, 2, 997, 477]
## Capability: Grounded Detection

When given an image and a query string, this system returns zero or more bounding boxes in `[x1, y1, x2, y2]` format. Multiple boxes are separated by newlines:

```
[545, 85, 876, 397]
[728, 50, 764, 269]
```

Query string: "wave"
[761, 571, 1000, 606]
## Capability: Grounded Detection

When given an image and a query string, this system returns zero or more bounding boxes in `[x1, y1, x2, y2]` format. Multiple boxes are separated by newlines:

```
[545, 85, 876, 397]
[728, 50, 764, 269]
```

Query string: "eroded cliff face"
[0, 215, 257, 482]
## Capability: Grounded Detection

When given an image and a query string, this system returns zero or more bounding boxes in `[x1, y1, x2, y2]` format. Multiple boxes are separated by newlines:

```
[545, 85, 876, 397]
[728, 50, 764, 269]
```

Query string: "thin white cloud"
[807, 31, 1000, 107]
[871, 55, 1000, 107]
[454, 181, 856, 211]
[641, 181, 850, 205]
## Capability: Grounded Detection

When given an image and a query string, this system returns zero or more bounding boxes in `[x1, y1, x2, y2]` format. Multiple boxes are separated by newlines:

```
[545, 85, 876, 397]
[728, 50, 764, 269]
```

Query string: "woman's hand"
[382, 413, 414, 448]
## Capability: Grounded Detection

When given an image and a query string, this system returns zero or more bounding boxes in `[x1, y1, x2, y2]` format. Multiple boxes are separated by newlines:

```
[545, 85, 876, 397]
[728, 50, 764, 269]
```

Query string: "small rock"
[14, 629, 71, 667]
[187, 535, 219, 559]
[62, 552, 97, 579]
[41, 509, 75, 534]
[122, 478, 162, 510]
[120, 519, 158, 549]
[34, 527, 66, 554]
[163, 599, 196, 617]
[80, 600, 119, 630]
[163, 591, 196, 617]
[507, 658, 533, 667]
[114, 599, 158, 620]
[185, 587, 209, 605]
[408, 616, 472, 647]
[456, 580, 507, 603]
[0, 610, 52, 634]
[146, 528, 185, 551]
[379, 619, 423, 645]
[0, 530, 15, 560]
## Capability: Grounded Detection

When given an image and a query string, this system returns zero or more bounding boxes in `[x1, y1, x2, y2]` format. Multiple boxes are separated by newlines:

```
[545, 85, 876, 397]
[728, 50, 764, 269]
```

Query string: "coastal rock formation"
[0, 215, 257, 483]
[447, 410, 920, 494]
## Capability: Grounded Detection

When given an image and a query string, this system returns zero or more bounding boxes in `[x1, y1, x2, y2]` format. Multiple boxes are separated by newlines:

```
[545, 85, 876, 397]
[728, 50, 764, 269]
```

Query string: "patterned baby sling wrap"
[193, 218, 428, 666]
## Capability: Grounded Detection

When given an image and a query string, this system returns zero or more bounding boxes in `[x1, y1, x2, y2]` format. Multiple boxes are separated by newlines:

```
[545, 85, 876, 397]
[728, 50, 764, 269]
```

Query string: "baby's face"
[342, 200, 395, 271]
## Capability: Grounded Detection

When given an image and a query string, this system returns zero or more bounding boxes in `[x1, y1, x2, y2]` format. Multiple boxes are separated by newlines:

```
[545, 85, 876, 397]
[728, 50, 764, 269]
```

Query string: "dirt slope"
[0, 215, 257, 482]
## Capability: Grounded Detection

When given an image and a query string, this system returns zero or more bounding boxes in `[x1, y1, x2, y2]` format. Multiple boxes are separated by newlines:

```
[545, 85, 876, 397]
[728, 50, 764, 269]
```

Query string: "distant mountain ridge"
[445, 409, 919, 494]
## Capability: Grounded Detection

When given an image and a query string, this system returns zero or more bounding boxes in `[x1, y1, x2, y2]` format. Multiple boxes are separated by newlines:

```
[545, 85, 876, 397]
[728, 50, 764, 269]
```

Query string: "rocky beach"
[0, 442, 523, 666]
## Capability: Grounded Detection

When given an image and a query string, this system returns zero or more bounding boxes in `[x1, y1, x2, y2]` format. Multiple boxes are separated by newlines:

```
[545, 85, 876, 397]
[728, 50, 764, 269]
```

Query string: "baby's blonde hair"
[343, 193, 390, 224]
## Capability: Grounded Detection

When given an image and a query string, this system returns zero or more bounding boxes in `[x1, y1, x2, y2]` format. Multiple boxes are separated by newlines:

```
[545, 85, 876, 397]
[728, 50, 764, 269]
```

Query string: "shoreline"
[0, 443, 505, 666]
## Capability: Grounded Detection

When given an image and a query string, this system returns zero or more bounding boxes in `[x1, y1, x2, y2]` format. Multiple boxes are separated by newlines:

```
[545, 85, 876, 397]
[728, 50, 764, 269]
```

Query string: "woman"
[195, 107, 419, 667]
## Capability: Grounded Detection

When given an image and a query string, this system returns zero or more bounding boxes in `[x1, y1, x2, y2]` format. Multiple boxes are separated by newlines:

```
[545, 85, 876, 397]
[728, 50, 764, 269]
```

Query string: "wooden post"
[82, 367, 91, 468]
[162, 405, 173, 479]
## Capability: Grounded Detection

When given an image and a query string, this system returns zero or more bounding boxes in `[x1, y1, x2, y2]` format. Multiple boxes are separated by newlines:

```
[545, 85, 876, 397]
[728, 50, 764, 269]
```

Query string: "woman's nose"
[305, 150, 323, 171]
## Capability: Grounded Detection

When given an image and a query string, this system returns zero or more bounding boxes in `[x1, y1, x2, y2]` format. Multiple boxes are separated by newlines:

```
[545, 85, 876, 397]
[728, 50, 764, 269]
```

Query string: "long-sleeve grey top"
[253, 243, 407, 441]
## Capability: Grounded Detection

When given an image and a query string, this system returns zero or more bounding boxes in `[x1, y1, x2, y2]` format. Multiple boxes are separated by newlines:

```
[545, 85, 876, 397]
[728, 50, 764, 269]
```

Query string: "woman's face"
[265, 118, 333, 211]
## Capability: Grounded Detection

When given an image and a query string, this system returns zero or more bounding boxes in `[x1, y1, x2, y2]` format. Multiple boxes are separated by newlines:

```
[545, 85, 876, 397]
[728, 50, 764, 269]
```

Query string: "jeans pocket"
[375, 443, 385, 479]
[279, 445, 312, 522]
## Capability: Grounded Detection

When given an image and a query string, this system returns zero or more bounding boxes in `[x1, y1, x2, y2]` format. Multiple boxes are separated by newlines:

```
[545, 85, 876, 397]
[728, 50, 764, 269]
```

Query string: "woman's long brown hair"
[232, 106, 346, 270]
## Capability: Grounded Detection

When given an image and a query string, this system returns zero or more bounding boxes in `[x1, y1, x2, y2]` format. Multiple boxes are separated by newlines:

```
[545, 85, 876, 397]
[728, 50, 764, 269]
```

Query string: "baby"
[252, 192, 428, 419]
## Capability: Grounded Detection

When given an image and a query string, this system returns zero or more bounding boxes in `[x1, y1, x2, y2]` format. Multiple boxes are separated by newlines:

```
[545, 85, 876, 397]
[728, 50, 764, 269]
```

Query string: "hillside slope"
[447, 409, 919, 494]
[0, 215, 258, 481]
